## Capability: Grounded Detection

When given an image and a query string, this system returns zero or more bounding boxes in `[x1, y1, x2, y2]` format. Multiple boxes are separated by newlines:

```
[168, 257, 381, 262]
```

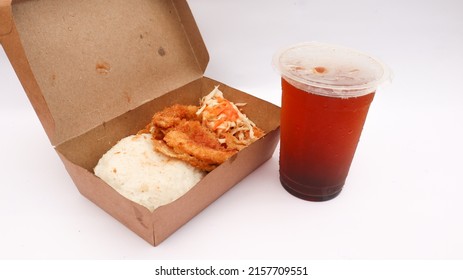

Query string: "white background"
[1, 0, 463, 261]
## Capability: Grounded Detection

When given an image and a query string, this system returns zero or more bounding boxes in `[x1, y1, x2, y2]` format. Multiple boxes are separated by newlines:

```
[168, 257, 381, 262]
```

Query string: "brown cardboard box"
[0, 0, 280, 246]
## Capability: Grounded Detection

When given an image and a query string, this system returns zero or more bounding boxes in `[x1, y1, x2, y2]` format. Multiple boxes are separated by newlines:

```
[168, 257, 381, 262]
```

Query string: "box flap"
[0, 1, 12, 36]
[5, 0, 208, 145]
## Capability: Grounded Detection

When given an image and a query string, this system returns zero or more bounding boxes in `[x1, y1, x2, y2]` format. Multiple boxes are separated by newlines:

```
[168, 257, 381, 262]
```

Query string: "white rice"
[94, 133, 206, 212]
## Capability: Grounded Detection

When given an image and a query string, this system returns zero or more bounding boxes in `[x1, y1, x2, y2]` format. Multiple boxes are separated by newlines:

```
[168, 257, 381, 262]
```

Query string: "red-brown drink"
[273, 42, 390, 201]
[280, 78, 375, 201]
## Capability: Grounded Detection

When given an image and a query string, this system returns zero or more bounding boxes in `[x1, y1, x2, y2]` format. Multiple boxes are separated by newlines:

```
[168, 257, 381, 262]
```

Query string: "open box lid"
[0, 0, 209, 146]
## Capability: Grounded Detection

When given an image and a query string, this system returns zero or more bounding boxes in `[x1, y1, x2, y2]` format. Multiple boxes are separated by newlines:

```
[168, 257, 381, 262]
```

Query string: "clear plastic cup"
[273, 42, 391, 201]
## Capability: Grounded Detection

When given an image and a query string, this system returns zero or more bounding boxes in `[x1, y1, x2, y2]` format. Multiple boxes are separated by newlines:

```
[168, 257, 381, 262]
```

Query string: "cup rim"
[272, 42, 392, 97]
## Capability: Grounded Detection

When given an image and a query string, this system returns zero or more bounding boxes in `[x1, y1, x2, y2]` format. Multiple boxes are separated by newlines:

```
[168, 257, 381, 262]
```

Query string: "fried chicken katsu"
[141, 87, 264, 171]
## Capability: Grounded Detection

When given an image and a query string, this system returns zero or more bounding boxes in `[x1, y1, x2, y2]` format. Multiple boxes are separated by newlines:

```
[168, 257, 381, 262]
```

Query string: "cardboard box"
[0, 0, 280, 246]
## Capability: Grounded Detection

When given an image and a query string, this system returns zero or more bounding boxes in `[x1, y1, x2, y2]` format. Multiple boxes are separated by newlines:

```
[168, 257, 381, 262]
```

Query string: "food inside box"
[93, 85, 267, 212]
[0, 0, 280, 245]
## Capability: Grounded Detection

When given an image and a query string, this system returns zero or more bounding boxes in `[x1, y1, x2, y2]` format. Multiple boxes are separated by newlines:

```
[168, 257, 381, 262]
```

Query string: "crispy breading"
[152, 138, 219, 171]
[141, 104, 199, 134]
[139, 90, 265, 172]
[164, 128, 235, 166]
[153, 104, 199, 129]
[151, 119, 236, 171]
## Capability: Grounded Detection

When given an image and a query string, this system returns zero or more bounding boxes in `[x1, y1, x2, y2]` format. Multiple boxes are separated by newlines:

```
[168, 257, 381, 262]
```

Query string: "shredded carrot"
[196, 86, 261, 145]
[213, 118, 226, 130]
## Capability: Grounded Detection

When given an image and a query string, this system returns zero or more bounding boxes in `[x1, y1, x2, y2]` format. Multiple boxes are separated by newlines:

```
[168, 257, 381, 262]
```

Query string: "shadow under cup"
[273, 42, 391, 202]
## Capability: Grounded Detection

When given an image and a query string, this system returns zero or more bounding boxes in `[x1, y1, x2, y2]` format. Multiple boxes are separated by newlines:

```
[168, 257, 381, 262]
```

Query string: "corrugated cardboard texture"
[9, 0, 208, 146]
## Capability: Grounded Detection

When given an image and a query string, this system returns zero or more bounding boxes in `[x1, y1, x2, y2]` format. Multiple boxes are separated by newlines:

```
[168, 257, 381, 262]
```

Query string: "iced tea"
[279, 78, 375, 201]
[273, 42, 390, 201]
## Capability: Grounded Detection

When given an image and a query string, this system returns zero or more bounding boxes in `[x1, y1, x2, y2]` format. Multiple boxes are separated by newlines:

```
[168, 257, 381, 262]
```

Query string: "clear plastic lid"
[273, 42, 392, 97]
